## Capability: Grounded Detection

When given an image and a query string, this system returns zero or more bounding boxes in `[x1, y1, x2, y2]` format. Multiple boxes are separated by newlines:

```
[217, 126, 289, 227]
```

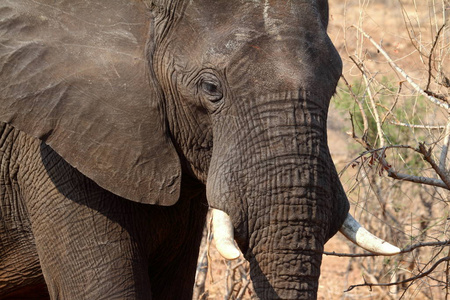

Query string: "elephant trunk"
[208, 93, 399, 299]
[244, 160, 333, 299]
[247, 208, 326, 299]
[207, 94, 346, 298]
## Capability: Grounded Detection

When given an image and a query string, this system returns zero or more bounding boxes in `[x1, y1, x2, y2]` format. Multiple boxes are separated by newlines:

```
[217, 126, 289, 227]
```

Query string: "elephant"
[0, 0, 400, 299]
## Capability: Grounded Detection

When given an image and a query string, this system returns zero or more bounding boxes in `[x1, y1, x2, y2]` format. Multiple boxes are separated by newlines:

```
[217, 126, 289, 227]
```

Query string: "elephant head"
[0, 0, 399, 299]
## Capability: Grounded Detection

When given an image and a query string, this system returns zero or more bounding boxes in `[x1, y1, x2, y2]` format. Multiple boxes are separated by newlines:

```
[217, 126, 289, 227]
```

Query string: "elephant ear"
[0, 0, 181, 205]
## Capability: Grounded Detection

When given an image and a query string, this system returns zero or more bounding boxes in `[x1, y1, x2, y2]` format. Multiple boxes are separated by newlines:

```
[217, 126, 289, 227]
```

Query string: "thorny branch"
[341, 74, 447, 190]
[345, 256, 450, 292]
[344, 127, 449, 190]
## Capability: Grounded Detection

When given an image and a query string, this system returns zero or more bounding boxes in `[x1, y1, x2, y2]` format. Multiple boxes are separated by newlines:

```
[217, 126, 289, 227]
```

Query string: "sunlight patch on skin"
[263, 0, 282, 40]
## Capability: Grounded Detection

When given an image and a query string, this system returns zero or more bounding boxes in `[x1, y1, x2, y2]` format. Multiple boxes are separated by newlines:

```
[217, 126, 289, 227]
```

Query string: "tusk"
[211, 209, 241, 260]
[340, 213, 401, 255]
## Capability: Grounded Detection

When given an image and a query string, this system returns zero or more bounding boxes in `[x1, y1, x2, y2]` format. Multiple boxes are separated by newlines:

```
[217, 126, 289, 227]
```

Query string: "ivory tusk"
[211, 209, 241, 260]
[340, 213, 401, 255]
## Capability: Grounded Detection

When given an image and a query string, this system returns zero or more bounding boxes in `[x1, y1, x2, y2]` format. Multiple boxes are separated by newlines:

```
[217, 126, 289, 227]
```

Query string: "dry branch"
[345, 256, 450, 292]
[440, 120, 450, 170]
[426, 23, 447, 91]
[387, 171, 448, 189]
[417, 143, 450, 189]
[349, 56, 385, 147]
[389, 121, 446, 130]
[345, 126, 449, 189]
[341, 75, 369, 139]
[352, 25, 450, 110]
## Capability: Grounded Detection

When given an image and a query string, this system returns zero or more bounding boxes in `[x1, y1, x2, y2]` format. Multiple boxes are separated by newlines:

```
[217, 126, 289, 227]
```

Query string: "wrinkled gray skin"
[0, 0, 348, 299]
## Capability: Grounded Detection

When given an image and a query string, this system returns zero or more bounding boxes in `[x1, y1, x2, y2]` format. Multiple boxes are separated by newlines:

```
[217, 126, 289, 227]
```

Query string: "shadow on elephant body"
[34, 142, 209, 299]
[1, 284, 50, 300]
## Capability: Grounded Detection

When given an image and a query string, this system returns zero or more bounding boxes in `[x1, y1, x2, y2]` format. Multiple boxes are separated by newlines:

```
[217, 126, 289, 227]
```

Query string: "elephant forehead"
[179, 0, 325, 60]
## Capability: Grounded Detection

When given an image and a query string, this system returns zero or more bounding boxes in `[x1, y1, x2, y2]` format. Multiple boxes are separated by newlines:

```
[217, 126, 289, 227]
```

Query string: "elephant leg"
[146, 189, 208, 300]
[0, 124, 49, 299]
[19, 142, 155, 299]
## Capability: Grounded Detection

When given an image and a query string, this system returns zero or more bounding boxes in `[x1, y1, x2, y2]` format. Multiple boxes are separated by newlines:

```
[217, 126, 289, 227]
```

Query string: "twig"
[224, 260, 233, 300]
[352, 25, 450, 110]
[389, 121, 446, 130]
[341, 74, 369, 139]
[350, 56, 386, 147]
[446, 250, 450, 300]
[323, 251, 378, 258]
[426, 23, 447, 91]
[380, 81, 403, 126]
[440, 120, 450, 170]
[347, 113, 371, 150]
[206, 214, 214, 282]
[375, 144, 448, 189]
[235, 264, 250, 299]
[235, 279, 250, 300]
[193, 218, 212, 300]
[342, 132, 449, 189]
[231, 260, 246, 270]
[424, 90, 449, 103]
[345, 256, 450, 292]
[402, 239, 450, 253]
[417, 142, 450, 189]
[193, 245, 209, 300]
[400, 1, 428, 61]
[387, 171, 448, 189]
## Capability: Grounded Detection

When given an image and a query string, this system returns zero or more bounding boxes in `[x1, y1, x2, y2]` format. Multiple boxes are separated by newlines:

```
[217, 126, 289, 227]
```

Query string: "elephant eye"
[202, 81, 219, 95]
[200, 76, 223, 103]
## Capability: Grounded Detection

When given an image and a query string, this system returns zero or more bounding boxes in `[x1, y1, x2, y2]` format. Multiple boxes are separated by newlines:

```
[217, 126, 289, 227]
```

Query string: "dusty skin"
[199, 0, 449, 299]
[0, 0, 446, 299]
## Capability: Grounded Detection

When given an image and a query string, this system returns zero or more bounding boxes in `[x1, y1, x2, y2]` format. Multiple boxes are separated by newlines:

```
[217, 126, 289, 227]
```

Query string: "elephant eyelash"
[197, 73, 224, 104]
[201, 80, 222, 99]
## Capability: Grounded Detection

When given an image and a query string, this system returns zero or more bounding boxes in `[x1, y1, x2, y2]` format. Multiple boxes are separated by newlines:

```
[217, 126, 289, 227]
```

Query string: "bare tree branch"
[440, 120, 450, 170]
[345, 256, 450, 292]
[387, 170, 448, 189]
[344, 128, 449, 189]
[341, 74, 369, 139]
[417, 142, 450, 189]
[424, 90, 449, 103]
[380, 81, 402, 126]
[352, 25, 450, 110]
[389, 121, 446, 130]
[402, 240, 450, 253]
[349, 56, 386, 147]
[426, 23, 447, 90]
